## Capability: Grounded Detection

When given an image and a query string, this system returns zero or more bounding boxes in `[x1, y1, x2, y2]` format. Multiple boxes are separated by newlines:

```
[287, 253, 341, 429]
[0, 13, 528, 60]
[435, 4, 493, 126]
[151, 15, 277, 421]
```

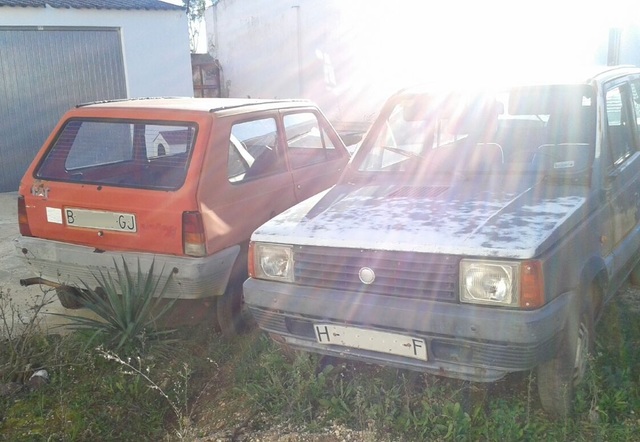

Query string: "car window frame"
[281, 109, 344, 170]
[604, 79, 639, 171]
[34, 117, 198, 191]
[628, 77, 640, 148]
[226, 114, 287, 184]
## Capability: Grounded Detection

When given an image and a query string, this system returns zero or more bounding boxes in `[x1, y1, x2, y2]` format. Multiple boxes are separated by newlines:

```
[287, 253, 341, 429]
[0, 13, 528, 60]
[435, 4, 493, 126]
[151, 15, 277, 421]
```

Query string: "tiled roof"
[0, 0, 183, 10]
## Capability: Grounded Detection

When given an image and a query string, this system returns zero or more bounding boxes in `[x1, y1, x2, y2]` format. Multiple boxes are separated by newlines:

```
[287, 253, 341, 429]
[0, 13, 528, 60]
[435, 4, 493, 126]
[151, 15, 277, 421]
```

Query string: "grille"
[431, 339, 551, 370]
[250, 308, 288, 334]
[293, 246, 460, 301]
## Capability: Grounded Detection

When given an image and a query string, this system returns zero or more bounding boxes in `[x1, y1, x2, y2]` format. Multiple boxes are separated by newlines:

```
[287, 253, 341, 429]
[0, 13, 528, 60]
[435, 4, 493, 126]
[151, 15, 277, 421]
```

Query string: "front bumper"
[244, 278, 574, 382]
[15, 236, 240, 300]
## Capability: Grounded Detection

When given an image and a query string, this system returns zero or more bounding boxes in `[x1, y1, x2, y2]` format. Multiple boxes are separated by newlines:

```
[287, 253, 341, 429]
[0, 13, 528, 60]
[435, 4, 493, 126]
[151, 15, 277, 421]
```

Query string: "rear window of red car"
[36, 119, 197, 190]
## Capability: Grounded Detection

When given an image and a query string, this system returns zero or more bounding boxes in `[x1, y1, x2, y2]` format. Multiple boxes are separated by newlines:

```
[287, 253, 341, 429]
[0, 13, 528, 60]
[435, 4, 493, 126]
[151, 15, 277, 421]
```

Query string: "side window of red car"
[283, 112, 339, 169]
[227, 117, 286, 183]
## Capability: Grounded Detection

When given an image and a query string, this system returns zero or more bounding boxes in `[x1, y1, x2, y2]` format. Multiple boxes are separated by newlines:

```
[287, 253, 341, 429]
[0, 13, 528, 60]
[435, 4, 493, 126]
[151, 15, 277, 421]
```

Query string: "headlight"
[251, 243, 294, 282]
[460, 260, 520, 307]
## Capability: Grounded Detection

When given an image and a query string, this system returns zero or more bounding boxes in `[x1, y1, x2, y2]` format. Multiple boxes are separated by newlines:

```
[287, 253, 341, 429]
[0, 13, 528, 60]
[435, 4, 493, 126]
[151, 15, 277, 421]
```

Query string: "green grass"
[0, 335, 170, 440]
[2, 285, 640, 441]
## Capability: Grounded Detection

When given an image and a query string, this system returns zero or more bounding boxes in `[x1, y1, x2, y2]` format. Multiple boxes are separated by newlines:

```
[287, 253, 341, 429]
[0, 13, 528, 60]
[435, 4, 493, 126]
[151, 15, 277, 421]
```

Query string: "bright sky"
[339, 0, 636, 88]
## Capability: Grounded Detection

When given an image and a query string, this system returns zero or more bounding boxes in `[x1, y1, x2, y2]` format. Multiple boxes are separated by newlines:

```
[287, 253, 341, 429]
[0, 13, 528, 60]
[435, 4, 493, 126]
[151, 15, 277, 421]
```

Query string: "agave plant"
[56, 258, 177, 354]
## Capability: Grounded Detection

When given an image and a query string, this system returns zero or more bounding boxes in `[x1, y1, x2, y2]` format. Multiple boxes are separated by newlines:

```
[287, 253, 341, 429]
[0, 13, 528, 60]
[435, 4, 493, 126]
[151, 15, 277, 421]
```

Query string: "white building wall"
[0, 6, 193, 98]
[206, 0, 381, 130]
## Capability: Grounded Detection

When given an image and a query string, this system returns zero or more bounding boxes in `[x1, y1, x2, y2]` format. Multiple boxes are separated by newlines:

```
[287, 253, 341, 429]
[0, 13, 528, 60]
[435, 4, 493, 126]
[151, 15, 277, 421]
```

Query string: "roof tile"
[0, 0, 183, 10]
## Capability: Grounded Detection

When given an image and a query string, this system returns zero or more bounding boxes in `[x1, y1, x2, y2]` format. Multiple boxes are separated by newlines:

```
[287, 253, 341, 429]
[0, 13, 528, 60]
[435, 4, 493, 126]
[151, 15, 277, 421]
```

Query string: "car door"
[281, 110, 349, 202]
[603, 78, 640, 283]
[201, 114, 297, 253]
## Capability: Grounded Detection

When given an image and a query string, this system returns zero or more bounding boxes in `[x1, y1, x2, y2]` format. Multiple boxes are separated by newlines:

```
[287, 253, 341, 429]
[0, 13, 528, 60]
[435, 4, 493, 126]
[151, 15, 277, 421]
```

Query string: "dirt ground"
[0, 191, 79, 337]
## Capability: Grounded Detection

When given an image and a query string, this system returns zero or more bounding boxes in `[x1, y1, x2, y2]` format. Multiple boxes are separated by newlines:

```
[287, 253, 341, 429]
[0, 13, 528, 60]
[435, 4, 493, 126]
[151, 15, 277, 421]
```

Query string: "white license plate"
[64, 208, 137, 233]
[314, 324, 427, 361]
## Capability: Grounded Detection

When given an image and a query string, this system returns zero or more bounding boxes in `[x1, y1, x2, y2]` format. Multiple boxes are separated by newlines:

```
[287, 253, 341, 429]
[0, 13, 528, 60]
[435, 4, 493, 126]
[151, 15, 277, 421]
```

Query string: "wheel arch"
[578, 255, 608, 318]
[226, 240, 250, 289]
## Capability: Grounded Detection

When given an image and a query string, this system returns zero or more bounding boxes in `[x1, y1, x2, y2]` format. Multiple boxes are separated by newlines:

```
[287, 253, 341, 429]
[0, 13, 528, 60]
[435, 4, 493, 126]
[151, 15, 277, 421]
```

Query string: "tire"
[216, 279, 255, 337]
[537, 293, 594, 418]
[55, 286, 85, 309]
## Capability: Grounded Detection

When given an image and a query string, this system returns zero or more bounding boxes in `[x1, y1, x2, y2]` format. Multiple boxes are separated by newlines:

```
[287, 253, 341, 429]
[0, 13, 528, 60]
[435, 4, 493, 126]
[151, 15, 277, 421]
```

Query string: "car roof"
[76, 97, 314, 114]
[525, 65, 640, 84]
[590, 65, 640, 83]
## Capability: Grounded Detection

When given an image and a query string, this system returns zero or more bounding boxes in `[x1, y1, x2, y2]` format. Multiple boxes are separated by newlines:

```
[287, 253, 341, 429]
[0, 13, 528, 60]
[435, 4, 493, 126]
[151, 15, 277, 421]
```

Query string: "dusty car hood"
[252, 182, 590, 259]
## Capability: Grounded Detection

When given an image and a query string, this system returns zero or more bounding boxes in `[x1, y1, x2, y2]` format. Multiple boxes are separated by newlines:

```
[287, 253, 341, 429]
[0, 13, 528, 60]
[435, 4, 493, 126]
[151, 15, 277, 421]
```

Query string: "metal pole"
[608, 28, 622, 66]
[293, 5, 304, 96]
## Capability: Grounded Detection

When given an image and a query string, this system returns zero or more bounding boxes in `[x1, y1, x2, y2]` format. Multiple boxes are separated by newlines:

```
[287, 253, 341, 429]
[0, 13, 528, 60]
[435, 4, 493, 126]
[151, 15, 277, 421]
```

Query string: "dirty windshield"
[357, 85, 596, 178]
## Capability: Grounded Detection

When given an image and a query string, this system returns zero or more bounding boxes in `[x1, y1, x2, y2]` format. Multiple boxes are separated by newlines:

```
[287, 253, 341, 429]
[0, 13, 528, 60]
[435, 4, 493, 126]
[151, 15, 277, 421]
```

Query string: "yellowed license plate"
[314, 324, 427, 361]
[65, 208, 137, 233]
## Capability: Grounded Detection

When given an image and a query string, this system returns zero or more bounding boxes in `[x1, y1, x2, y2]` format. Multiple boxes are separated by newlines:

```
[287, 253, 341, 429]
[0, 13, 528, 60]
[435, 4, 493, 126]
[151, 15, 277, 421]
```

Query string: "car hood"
[252, 181, 590, 259]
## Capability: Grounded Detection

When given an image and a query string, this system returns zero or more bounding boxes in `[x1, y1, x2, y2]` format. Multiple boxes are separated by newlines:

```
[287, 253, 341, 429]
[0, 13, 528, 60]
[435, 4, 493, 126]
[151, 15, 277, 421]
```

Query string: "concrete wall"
[0, 5, 193, 98]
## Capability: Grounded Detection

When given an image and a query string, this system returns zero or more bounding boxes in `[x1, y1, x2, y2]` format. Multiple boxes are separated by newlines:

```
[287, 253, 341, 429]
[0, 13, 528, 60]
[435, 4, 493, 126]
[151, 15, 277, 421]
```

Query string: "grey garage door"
[0, 27, 127, 192]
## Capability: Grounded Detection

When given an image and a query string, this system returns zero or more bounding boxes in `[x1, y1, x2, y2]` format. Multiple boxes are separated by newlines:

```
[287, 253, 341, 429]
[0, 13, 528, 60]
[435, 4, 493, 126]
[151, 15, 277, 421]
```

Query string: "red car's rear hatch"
[19, 114, 207, 256]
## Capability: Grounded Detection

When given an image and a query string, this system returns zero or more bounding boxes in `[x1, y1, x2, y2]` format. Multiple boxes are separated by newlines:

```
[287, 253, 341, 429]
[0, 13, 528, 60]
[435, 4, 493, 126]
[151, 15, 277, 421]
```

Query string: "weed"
[54, 258, 177, 356]
[1, 333, 169, 440]
[98, 348, 198, 439]
[241, 340, 325, 422]
[0, 286, 56, 383]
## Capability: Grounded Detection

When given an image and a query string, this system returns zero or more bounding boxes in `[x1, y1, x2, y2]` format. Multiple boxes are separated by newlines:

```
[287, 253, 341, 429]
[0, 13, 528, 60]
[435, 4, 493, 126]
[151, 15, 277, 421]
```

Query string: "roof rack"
[75, 96, 313, 112]
[207, 99, 311, 113]
[76, 97, 187, 108]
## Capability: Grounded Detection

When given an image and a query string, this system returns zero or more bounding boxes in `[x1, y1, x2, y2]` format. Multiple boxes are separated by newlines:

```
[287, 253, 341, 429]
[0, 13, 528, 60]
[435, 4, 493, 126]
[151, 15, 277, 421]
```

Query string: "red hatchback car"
[15, 97, 349, 334]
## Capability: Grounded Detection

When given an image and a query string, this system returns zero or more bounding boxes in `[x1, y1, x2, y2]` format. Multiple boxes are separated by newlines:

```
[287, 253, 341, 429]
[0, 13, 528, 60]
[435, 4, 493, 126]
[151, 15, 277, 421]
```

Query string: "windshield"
[356, 85, 596, 178]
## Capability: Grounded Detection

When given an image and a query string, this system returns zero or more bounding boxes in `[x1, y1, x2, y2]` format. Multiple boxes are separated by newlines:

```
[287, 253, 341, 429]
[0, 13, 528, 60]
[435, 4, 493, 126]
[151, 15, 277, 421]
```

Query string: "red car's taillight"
[182, 211, 206, 257]
[17, 196, 32, 237]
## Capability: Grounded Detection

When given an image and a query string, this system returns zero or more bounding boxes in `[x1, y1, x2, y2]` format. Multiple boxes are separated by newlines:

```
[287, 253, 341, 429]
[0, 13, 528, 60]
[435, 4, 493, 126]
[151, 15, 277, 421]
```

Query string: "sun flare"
[339, 0, 626, 91]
